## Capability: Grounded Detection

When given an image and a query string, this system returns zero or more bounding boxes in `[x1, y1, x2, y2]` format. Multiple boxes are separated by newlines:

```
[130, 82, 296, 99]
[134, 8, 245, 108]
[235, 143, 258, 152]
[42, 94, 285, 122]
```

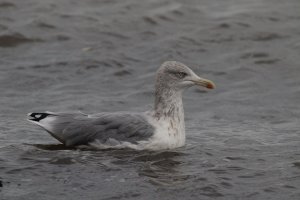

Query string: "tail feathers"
[28, 112, 52, 122]
[27, 112, 65, 144]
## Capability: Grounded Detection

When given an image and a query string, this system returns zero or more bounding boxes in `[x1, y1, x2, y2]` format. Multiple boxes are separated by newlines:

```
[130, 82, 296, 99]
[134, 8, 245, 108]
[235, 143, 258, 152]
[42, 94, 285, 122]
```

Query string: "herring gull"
[27, 61, 215, 150]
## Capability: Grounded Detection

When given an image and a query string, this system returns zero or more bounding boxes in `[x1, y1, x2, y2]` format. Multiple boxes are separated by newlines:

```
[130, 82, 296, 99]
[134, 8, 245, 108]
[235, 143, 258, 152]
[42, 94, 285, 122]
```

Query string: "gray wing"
[37, 112, 155, 147]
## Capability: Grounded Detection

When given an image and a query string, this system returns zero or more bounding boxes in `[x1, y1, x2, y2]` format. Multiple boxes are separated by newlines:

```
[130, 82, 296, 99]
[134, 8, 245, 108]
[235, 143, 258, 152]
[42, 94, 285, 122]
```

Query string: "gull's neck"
[154, 88, 183, 119]
[154, 86, 185, 145]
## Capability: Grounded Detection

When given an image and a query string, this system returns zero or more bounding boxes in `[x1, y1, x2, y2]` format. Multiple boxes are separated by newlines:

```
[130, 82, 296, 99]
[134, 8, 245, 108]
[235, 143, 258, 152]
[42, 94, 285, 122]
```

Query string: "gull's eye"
[176, 72, 188, 79]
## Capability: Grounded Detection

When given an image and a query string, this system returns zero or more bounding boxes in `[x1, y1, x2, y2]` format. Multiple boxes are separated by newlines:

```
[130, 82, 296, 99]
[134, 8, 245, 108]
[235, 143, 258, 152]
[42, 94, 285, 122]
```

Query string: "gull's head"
[156, 61, 215, 91]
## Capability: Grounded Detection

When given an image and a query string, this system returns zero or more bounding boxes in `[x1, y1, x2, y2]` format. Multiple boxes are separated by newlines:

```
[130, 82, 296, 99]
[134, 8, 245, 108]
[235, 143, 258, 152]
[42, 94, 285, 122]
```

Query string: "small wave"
[143, 16, 158, 25]
[0, 33, 42, 48]
[246, 32, 285, 41]
[36, 22, 56, 29]
[241, 52, 269, 59]
[254, 59, 280, 65]
[55, 34, 71, 41]
[0, 2, 15, 8]
[114, 69, 131, 77]
[198, 185, 224, 197]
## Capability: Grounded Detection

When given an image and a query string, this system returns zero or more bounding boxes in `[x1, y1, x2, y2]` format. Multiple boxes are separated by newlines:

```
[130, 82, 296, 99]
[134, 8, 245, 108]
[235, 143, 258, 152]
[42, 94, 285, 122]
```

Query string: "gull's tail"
[27, 111, 89, 145]
[27, 112, 52, 122]
[27, 111, 66, 144]
[27, 111, 58, 134]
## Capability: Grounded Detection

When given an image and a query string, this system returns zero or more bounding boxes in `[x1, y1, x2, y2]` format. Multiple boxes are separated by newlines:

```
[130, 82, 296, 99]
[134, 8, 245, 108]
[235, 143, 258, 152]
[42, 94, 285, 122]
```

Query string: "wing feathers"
[28, 112, 154, 147]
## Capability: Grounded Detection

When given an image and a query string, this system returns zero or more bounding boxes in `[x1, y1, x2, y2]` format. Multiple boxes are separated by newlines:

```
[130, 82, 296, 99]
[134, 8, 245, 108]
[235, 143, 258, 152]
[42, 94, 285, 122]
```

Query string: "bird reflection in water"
[27, 143, 189, 186]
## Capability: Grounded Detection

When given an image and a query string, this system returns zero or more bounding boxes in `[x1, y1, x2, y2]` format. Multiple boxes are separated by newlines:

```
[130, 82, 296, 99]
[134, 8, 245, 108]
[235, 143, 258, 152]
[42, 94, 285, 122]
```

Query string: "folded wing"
[28, 112, 154, 147]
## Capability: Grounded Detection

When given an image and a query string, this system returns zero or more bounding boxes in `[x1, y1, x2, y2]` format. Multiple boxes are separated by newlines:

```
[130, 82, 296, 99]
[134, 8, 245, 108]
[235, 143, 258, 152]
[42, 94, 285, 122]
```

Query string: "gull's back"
[28, 111, 154, 148]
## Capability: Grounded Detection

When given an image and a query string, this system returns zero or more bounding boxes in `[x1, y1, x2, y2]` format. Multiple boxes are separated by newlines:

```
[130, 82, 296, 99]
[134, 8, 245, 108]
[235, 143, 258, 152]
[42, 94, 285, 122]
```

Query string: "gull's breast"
[144, 116, 186, 150]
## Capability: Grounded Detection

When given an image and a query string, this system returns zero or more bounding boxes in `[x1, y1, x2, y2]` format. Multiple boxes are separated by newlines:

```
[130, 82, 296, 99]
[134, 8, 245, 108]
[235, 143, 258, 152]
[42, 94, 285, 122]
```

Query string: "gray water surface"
[1, 0, 300, 199]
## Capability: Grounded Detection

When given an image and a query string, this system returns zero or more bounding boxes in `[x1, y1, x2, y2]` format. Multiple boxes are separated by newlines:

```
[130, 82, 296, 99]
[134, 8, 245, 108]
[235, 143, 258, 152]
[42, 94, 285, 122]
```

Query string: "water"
[1, 0, 300, 199]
